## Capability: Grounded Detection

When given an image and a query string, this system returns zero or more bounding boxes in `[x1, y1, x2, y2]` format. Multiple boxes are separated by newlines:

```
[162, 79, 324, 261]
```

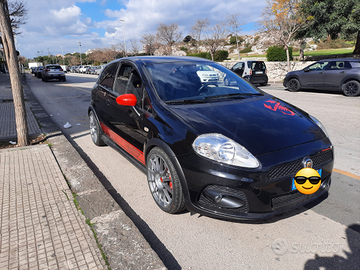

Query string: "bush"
[240, 46, 252, 53]
[187, 52, 211, 60]
[266, 46, 293, 61]
[214, 50, 229, 62]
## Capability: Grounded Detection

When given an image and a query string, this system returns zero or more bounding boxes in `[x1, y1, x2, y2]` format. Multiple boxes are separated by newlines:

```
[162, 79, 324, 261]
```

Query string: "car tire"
[147, 147, 186, 214]
[342, 80, 360, 97]
[287, 78, 301, 92]
[89, 111, 105, 146]
[260, 82, 267, 86]
[63, 77, 66, 82]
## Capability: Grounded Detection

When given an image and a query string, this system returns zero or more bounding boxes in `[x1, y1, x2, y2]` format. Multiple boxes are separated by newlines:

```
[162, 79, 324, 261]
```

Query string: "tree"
[140, 33, 157, 55]
[191, 18, 210, 53]
[227, 13, 242, 60]
[259, 0, 311, 71]
[299, 0, 360, 54]
[0, 0, 28, 146]
[156, 23, 182, 46]
[203, 22, 228, 61]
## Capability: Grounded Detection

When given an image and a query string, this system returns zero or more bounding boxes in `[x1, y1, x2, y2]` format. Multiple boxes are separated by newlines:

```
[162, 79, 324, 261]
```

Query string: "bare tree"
[0, 0, 28, 146]
[227, 13, 243, 60]
[140, 33, 157, 55]
[129, 39, 139, 55]
[156, 23, 181, 55]
[203, 22, 228, 61]
[191, 18, 210, 53]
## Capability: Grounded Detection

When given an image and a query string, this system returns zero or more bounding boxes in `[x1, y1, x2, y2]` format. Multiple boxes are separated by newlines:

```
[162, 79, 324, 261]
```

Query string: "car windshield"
[144, 61, 263, 103]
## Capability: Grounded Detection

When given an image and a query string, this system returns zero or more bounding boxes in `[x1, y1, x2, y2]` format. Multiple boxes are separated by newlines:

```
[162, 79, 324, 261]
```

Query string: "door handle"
[319, 72, 324, 74]
[106, 99, 111, 106]
[340, 71, 345, 74]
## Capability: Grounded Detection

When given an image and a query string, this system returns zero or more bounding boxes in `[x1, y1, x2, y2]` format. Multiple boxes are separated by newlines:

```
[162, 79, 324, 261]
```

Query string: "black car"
[225, 60, 268, 86]
[283, 58, 360, 96]
[88, 56, 333, 221]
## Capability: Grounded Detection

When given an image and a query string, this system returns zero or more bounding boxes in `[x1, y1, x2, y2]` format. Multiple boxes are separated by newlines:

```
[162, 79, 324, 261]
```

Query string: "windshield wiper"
[165, 98, 206, 104]
[205, 93, 262, 100]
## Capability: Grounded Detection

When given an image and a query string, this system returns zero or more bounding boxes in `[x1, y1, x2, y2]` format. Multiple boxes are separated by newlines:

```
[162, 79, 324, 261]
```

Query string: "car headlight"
[309, 115, 330, 138]
[192, 133, 260, 168]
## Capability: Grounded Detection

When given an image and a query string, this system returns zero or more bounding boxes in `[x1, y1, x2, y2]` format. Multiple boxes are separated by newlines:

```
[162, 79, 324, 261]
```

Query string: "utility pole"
[119, 18, 127, 57]
[78, 41, 82, 65]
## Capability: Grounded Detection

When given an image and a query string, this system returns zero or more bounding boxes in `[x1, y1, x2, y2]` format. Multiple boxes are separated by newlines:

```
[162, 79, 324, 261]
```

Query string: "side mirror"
[116, 93, 137, 106]
[303, 67, 310, 72]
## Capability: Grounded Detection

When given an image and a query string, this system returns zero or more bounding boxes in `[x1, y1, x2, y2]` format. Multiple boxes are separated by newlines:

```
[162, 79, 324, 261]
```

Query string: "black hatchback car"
[283, 58, 360, 96]
[89, 56, 333, 221]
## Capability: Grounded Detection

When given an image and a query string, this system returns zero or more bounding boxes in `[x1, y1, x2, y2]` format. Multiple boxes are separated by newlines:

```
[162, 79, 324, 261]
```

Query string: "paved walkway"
[0, 73, 107, 269]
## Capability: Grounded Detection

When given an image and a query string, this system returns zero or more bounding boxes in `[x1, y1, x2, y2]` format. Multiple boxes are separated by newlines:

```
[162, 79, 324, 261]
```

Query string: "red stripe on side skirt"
[100, 122, 145, 165]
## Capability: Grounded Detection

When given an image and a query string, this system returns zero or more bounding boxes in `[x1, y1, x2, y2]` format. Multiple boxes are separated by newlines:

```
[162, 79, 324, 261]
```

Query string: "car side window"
[349, 61, 360, 68]
[308, 61, 329, 71]
[113, 64, 143, 106]
[98, 63, 119, 91]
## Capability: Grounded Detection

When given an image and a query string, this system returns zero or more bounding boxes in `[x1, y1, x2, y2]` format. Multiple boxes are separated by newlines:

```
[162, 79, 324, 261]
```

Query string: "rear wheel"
[89, 111, 105, 146]
[342, 80, 360, 96]
[287, 78, 301, 92]
[147, 147, 185, 214]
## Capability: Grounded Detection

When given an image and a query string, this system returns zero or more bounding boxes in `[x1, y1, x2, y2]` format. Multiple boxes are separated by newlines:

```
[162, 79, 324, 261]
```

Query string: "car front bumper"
[177, 138, 333, 220]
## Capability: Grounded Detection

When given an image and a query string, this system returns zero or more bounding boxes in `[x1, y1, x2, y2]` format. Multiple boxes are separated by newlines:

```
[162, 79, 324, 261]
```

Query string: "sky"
[15, 0, 267, 59]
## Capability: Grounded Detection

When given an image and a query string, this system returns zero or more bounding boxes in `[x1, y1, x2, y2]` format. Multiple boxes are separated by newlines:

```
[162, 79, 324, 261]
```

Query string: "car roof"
[109, 56, 214, 65]
[320, 58, 360, 62]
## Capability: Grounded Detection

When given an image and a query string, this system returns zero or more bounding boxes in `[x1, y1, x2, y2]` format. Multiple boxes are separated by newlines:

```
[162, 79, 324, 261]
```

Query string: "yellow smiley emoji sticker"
[294, 168, 321, 195]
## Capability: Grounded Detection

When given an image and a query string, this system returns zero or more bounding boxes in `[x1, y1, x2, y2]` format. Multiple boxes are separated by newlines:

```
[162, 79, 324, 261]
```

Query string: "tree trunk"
[285, 46, 290, 72]
[353, 31, 360, 55]
[0, 0, 29, 146]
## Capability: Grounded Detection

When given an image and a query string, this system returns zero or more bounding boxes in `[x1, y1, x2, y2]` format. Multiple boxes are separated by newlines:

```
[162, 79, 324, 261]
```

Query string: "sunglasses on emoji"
[294, 176, 321, 185]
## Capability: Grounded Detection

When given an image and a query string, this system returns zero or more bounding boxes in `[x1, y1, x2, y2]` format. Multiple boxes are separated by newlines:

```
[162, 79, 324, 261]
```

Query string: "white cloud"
[17, 0, 267, 59]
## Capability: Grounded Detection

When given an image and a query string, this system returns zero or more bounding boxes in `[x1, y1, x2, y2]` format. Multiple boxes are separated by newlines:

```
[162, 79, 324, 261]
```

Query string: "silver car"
[283, 58, 360, 97]
[41, 64, 66, 82]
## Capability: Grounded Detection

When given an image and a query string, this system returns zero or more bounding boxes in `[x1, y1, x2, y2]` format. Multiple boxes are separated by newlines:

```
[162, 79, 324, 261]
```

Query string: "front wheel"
[286, 78, 301, 92]
[147, 147, 185, 214]
[342, 80, 360, 96]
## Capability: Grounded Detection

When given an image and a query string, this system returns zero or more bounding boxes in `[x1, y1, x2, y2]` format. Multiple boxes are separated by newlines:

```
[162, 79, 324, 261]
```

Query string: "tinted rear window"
[47, 66, 61, 69]
[248, 61, 266, 71]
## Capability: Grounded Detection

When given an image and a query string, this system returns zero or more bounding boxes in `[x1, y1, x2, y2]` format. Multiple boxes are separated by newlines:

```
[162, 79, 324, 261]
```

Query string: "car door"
[93, 62, 119, 126]
[300, 61, 329, 88]
[106, 62, 148, 155]
[231, 62, 245, 77]
[323, 61, 352, 89]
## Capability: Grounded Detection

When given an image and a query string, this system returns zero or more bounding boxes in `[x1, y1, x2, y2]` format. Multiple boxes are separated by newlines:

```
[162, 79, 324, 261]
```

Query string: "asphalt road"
[27, 73, 360, 270]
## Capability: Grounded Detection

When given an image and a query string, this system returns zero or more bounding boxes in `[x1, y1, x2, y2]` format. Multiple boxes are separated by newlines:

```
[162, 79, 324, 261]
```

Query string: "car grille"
[198, 185, 249, 215]
[268, 149, 333, 181]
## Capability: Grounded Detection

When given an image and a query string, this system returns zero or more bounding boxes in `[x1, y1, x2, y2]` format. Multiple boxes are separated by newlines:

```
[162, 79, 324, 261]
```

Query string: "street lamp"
[78, 41, 82, 65]
[60, 46, 65, 65]
[119, 18, 127, 57]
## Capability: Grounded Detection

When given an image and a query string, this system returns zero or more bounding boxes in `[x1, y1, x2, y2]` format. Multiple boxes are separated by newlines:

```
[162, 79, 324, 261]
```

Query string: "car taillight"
[45, 69, 50, 71]
[59, 69, 63, 71]
[250, 69, 252, 75]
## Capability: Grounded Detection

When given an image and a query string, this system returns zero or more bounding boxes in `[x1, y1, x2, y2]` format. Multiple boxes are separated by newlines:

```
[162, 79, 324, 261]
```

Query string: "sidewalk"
[0, 73, 166, 269]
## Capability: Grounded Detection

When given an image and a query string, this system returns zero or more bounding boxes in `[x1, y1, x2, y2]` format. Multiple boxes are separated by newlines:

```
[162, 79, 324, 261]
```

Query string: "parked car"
[70, 66, 77, 73]
[41, 64, 66, 82]
[196, 65, 219, 83]
[283, 58, 360, 96]
[89, 66, 100, 75]
[225, 60, 268, 86]
[36, 66, 44, 78]
[79, 65, 90, 73]
[88, 56, 333, 221]
[95, 65, 105, 75]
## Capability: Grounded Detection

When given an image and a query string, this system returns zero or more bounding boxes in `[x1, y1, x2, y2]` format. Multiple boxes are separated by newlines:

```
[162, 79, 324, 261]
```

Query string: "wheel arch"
[145, 138, 192, 207]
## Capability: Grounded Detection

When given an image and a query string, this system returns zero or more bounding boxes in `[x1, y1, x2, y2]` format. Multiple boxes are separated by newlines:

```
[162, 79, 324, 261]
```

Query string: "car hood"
[169, 96, 325, 156]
